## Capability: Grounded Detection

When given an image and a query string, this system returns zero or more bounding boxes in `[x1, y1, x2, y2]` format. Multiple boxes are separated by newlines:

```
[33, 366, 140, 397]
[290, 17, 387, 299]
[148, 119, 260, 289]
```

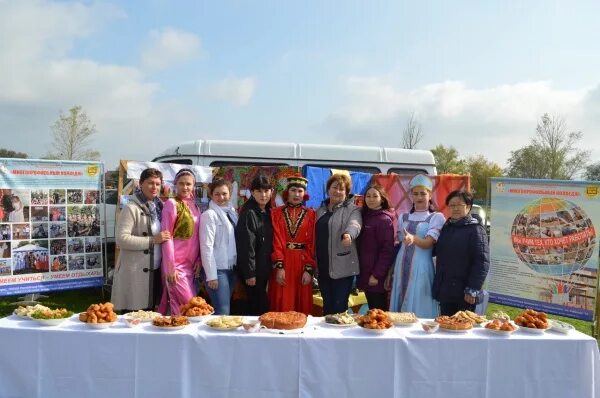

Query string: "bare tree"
[46, 105, 100, 160]
[401, 112, 423, 149]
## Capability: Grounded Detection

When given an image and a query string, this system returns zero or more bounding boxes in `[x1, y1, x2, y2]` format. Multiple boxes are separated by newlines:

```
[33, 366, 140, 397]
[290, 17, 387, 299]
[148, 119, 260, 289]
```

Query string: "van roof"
[156, 139, 436, 165]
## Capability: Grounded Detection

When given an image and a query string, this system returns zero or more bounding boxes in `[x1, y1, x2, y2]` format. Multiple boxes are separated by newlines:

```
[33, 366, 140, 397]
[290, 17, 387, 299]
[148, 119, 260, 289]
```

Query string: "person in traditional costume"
[112, 168, 170, 312]
[315, 173, 362, 315]
[158, 168, 201, 315]
[200, 177, 238, 315]
[235, 175, 274, 315]
[387, 174, 445, 317]
[269, 175, 316, 315]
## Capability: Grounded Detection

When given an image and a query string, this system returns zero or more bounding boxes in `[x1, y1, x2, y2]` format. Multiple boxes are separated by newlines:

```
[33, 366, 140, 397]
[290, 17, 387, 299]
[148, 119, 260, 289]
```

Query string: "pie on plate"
[259, 311, 307, 330]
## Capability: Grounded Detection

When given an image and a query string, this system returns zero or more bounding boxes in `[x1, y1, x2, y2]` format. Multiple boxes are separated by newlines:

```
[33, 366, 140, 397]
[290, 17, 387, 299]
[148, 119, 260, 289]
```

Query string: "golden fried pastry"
[179, 296, 214, 316]
[357, 309, 393, 330]
[435, 315, 473, 330]
[514, 309, 548, 329]
[79, 302, 118, 324]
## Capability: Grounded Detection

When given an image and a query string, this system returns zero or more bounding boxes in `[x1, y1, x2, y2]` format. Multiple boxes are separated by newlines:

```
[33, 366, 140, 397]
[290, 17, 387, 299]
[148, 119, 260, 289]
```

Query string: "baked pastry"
[180, 296, 214, 316]
[79, 302, 118, 323]
[485, 319, 516, 332]
[451, 310, 486, 324]
[153, 316, 189, 327]
[386, 312, 417, 324]
[435, 315, 473, 331]
[324, 312, 356, 325]
[357, 309, 393, 330]
[259, 311, 307, 330]
[514, 309, 548, 329]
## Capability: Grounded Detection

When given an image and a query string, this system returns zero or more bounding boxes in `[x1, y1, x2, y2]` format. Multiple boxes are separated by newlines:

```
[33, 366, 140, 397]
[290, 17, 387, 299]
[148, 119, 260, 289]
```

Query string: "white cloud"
[327, 77, 597, 167]
[140, 28, 201, 71]
[213, 77, 256, 106]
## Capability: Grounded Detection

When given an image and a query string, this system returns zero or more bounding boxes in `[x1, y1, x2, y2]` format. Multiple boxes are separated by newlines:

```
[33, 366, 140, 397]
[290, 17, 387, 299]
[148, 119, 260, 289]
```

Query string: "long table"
[0, 315, 598, 398]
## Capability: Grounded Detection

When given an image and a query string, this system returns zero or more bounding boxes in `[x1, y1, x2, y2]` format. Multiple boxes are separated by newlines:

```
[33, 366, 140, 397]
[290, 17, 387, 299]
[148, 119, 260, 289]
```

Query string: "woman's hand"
[301, 271, 312, 285]
[246, 277, 256, 286]
[207, 279, 218, 290]
[368, 275, 378, 287]
[166, 271, 179, 284]
[153, 230, 171, 244]
[276, 269, 286, 286]
[464, 293, 476, 305]
[383, 270, 393, 291]
[341, 233, 352, 248]
[402, 228, 414, 246]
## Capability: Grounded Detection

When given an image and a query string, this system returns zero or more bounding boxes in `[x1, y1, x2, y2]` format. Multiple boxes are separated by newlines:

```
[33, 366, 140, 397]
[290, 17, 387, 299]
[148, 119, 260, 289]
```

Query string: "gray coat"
[111, 196, 157, 310]
[316, 196, 362, 279]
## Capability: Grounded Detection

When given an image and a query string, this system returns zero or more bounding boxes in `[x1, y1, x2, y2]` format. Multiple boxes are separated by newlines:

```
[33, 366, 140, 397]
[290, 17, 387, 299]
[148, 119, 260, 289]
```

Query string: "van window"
[160, 158, 193, 165]
[210, 161, 290, 167]
[303, 164, 380, 174]
[388, 168, 429, 175]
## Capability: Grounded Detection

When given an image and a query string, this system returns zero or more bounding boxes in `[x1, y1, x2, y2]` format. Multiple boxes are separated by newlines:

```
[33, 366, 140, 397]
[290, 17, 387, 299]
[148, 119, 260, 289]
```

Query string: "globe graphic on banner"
[511, 197, 596, 275]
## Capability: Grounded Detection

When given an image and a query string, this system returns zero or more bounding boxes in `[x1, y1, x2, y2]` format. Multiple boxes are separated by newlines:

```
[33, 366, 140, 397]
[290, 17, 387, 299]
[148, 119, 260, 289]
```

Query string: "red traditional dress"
[269, 203, 316, 315]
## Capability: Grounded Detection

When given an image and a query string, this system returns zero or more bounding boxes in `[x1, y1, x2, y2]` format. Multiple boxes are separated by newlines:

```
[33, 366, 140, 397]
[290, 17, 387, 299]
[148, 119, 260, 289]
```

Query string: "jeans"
[318, 272, 354, 315]
[206, 269, 236, 315]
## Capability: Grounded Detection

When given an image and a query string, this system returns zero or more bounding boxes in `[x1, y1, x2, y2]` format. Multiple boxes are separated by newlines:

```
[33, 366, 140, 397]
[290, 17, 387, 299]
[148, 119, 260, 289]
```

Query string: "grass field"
[0, 288, 595, 338]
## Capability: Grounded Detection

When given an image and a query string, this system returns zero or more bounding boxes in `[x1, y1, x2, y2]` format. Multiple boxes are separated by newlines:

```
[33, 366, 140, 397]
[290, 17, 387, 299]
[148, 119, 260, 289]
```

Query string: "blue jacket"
[432, 215, 489, 303]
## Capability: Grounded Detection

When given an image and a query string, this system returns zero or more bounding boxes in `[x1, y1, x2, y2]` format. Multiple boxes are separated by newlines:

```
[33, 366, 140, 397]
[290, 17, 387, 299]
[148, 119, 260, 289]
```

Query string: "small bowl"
[242, 319, 261, 333]
[124, 318, 142, 328]
[421, 321, 439, 333]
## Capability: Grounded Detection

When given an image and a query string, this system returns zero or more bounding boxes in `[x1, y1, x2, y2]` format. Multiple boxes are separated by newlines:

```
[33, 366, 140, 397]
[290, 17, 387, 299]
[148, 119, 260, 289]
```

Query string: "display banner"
[488, 177, 600, 321]
[0, 159, 104, 296]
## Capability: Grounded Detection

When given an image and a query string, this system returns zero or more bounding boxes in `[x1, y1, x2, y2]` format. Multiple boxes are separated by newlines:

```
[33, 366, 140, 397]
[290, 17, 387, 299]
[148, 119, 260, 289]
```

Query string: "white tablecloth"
[0, 315, 598, 398]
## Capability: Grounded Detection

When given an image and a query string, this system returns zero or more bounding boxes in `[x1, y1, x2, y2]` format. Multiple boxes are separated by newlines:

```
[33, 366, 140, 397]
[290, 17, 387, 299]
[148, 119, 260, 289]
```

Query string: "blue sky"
[2, 0, 600, 169]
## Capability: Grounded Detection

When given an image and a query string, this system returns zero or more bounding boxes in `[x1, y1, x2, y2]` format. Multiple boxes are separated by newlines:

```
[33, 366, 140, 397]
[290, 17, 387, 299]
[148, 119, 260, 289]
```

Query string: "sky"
[2, 0, 600, 170]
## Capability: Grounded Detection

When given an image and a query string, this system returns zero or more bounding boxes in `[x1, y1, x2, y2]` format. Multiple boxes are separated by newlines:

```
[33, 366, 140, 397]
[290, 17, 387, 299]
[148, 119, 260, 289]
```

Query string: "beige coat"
[111, 197, 157, 310]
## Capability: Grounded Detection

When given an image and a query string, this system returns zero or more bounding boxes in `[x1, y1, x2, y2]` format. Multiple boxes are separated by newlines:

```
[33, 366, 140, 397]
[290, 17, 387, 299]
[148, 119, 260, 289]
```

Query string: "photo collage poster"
[0, 159, 104, 296]
[488, 177, 600, 321]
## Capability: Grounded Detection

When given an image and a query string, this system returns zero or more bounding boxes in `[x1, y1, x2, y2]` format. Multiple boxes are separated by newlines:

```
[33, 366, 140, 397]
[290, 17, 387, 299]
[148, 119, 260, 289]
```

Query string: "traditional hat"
[286, 174, 308, 190]
[409, 174, 433, 191]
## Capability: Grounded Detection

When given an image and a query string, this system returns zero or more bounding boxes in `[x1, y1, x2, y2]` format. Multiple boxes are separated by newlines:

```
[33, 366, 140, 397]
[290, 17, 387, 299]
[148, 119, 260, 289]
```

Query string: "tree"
[0, 148, 27, 158]
[401, 112, 423, 149]
[46, 105, 100, 160]
[465, 155, 504, 201]
[430, 145, 466, 174]
[506, 113, 589, 180]
[584, 162, 600, 181]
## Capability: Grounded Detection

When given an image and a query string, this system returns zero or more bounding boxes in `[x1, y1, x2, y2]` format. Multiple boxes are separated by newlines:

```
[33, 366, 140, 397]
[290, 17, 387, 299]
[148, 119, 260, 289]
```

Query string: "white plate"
[260, 326, 305, 334]
[393, 320, 418, 327]
[187, 312, 214, 322]
[204, 324, 241, 331]
[151, 324, 187, 331]
[83, 321, 116, 329]
[358, 326, 392, 334]
[438, 326, 472, 333]
[549, 320, 575, 334]
[123, 311, 161, 322]
[33, 317, 68, 326]
[321, 319, 357, 328]
[518, 325, 548, 334]
[13, 313, 33, 320]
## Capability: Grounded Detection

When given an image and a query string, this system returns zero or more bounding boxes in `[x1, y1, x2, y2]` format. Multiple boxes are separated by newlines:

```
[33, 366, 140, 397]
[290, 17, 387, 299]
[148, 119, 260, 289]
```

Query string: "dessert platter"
[323, 312, 357, 327]
[152, 315, 190, 331]
[13, 304, 51, 319]
[386, 311, 418, 326]
[205, 316, 243, 331]
[259, 311, 307, 334]
[30, 308, 73, 326]
[180, 296, 214, 321]
[123, 310, 161, 327]
[450, 310, 487, 326]
[548, 319, 575, 334]
[435, 315, 473, 333]
[483, 319, 519, 336]
[356, 309, 393, 333]
[514, 309, 549, 334]
[79, 302, 118, 329]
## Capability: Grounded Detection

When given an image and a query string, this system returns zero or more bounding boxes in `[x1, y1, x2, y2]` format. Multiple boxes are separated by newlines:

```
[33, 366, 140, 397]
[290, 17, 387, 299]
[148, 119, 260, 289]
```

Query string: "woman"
[432, 190, 489, 316]
[235, 175, 274, 315]
[316, 173, 362, 315]
[111, 168, 171, 312]
[158, 168, 201, 315]
[388, 174, 445, 317]
[200, 178, 238, 315]
[8, 196, 24, 222]
[357, 184, 395, 311]
[269, 175, 316, 315]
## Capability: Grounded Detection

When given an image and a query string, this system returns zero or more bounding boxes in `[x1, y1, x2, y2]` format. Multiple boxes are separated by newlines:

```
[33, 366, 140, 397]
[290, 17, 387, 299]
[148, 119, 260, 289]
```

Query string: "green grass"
[1, 289, 595, 338]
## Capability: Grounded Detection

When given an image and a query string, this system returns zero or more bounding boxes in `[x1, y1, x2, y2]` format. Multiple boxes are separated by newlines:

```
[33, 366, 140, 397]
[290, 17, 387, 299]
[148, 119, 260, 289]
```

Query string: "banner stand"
[13, 292, 49, 306]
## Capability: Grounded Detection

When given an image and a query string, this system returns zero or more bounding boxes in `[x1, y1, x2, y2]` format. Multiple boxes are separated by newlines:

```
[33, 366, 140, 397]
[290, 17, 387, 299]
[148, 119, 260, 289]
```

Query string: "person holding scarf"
[112, 168, 171, 312]
[200, 177, 238, 315]
[387, 174, 445, 317]
[158, 168, 201, 315]
[269, 175, 316, 315]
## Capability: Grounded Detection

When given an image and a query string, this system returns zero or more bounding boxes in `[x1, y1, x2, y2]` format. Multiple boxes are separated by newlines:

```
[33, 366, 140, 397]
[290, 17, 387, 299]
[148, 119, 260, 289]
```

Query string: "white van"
[152, 139, 437, 175]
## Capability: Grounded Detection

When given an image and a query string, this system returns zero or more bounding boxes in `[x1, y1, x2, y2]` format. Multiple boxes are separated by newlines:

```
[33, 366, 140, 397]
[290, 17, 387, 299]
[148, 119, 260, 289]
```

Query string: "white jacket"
[199, 202, 237, 281]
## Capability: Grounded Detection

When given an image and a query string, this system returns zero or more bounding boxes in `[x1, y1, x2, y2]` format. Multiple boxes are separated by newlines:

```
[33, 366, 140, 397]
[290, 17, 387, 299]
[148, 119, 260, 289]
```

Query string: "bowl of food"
[124, 317, 142, 328]
[421, 321, 439, 333]
[241, 319, 261, 333]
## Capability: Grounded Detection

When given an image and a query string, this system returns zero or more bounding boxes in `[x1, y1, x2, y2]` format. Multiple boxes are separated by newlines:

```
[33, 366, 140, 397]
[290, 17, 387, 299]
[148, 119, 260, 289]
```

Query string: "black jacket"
[235, 197, 273, 282]
[432, 215, 489, 303]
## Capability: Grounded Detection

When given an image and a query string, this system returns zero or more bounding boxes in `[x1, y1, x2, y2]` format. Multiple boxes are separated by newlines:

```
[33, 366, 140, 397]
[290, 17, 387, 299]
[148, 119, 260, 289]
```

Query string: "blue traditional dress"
[389, 210, 445, 317]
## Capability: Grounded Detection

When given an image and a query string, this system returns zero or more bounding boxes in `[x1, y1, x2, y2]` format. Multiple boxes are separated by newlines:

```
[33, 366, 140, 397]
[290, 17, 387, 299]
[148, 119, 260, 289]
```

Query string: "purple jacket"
[357, 209, 396, 293]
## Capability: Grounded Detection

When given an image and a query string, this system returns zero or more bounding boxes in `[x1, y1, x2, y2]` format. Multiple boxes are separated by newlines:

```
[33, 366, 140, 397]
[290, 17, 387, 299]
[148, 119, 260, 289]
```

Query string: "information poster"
[0, 159, 104, 296]
[488, 177, 600, 320]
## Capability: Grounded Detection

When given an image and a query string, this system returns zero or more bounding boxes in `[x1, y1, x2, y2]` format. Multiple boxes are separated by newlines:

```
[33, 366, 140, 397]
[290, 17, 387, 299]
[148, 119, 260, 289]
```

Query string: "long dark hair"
[362, 184, 391, 214]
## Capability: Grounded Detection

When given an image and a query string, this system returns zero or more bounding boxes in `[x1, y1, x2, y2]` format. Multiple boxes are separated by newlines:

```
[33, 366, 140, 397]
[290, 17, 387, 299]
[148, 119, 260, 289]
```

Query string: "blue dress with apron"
[389, 211, 444, 318]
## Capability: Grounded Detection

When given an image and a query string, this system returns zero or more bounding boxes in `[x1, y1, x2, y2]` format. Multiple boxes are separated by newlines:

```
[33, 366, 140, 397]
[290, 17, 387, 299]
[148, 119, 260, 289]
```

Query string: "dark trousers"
[244, 278, 270, 316]
[364, 291, 387, 311]
[318, 273, 354, 315]
[440, 301, 476, 316]
[152, 268, 162, 309]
